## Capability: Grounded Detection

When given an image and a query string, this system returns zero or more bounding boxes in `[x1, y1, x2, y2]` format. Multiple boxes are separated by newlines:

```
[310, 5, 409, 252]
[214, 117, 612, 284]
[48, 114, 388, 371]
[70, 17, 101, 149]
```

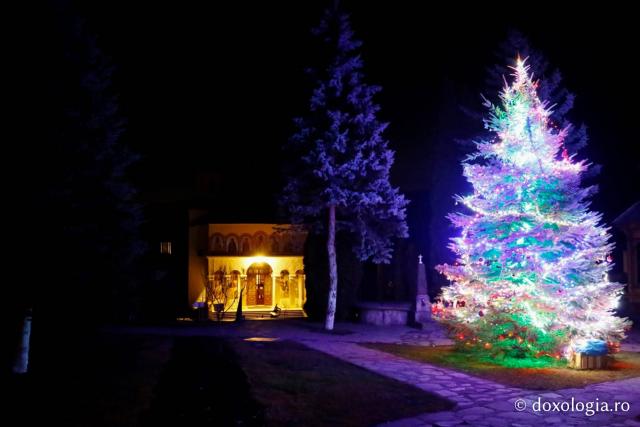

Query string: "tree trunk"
[325, 205, 338, 330]
[235, 288, 244, 322]
[13, 309, 32, 374]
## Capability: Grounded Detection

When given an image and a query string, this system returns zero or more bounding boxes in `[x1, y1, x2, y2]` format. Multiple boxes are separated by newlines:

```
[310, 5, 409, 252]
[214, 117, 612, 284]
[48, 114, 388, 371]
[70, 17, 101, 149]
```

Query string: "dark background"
[24, 1, 640, 303]
[59, 1, 638, 218]
[53, 1, 639, 196]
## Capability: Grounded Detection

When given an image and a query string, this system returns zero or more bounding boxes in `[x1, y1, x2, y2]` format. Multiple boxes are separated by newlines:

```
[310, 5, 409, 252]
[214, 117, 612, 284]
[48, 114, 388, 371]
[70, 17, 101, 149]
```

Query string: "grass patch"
[6, 333, 173, 427]
[231, 339, 455, 426]
[142, 336, 263, 426]
[362, 343, 640, 390]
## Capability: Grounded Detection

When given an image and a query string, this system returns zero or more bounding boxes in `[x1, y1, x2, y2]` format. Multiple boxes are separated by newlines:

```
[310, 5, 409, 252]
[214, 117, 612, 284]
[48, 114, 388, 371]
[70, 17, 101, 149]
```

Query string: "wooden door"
[256, 282, 265, 305]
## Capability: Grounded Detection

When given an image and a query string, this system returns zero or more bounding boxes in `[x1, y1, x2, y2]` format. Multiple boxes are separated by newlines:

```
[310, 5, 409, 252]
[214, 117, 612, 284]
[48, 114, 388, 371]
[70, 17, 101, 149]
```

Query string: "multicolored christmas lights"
[435, 58, 630, 362]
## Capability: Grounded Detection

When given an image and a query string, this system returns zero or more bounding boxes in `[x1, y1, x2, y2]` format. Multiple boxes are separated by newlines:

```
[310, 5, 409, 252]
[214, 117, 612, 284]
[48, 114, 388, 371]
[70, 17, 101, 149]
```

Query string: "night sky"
[45, 1, 639, 226]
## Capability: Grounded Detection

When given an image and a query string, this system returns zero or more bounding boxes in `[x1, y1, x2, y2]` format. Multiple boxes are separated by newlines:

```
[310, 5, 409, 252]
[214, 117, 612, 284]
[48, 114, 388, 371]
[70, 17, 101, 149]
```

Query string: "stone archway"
[246, 262, 273, 306]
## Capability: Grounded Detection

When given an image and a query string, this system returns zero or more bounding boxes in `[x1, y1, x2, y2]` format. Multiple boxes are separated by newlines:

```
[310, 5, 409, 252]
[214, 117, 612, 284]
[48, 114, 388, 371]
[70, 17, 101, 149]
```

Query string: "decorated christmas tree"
[434, 58, 630, 364]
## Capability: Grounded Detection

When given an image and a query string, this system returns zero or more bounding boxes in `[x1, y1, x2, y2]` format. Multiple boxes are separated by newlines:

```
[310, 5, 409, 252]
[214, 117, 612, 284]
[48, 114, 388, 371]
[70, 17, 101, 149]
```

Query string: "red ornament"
[607, 341, 621, 353]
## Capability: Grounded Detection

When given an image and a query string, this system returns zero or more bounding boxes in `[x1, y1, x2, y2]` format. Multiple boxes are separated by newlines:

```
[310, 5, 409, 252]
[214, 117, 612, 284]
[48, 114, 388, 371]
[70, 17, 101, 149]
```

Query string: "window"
[160, 241, 172, 254]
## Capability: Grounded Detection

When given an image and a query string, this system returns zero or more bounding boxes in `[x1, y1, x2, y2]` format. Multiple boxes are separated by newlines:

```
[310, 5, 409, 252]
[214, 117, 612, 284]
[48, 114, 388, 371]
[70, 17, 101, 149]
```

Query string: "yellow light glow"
[249, 255, 270, 264]
[244, 337, 279, 342]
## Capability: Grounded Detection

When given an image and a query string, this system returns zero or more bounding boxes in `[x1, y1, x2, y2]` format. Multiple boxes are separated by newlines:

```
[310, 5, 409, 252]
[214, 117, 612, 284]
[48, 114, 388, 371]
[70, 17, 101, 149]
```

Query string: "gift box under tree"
[568, 339, 609, 370]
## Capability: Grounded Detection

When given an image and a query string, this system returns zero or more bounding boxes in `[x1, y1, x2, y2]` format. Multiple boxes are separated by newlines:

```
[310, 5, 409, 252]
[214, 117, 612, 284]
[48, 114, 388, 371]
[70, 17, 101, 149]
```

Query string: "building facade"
[188, 218, 307, 316]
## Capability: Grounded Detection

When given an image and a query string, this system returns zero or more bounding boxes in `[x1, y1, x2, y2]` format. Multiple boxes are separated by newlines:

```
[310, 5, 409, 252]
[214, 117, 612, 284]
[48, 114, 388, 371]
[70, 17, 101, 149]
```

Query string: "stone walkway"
[299, 338, 640, 426]
[110, 321, 640, 426]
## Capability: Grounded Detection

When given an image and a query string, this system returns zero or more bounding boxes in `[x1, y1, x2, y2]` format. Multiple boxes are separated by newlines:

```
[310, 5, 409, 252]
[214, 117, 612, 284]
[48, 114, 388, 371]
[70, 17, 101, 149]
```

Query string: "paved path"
[109, 321, 640, 426]
[299, 338, 640, 427]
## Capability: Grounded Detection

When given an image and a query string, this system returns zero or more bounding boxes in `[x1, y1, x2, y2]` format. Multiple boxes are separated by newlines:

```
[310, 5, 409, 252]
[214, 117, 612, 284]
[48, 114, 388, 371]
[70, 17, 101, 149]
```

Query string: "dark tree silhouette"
[34, 10, 145, 329]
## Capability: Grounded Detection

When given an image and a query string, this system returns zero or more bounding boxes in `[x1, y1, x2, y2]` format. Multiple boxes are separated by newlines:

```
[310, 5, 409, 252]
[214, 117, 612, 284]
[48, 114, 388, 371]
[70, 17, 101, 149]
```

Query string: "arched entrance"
[247, 263, 273, 306]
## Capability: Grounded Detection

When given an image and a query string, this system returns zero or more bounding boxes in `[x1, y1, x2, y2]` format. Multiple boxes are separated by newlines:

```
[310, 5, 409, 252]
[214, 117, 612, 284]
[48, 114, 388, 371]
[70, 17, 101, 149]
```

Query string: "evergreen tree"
[283, 7, 408, 330]
[435, 59, 629, 362]
[461, 30, 594, 173]
[36, 13, 144, 325]
[487, 30, 589, 160]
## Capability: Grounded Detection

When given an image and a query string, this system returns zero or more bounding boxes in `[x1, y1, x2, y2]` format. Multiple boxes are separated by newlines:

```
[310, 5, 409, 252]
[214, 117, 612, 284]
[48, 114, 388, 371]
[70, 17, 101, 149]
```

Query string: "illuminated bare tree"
[203, 267, 244, 321]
